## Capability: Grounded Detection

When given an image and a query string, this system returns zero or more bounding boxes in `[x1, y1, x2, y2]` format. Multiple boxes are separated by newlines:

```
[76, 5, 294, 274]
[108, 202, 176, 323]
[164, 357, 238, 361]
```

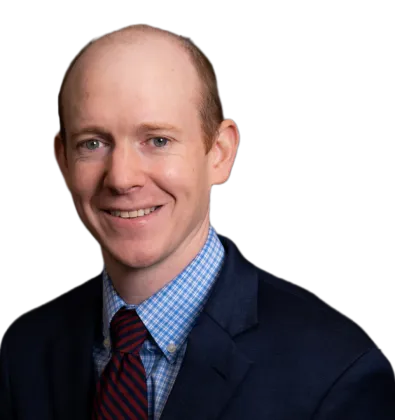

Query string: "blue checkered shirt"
[93, 224, 225, 419]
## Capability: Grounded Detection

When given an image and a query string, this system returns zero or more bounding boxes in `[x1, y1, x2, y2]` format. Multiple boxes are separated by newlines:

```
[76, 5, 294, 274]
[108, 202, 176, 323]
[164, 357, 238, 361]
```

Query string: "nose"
[103, 142, 146, 194]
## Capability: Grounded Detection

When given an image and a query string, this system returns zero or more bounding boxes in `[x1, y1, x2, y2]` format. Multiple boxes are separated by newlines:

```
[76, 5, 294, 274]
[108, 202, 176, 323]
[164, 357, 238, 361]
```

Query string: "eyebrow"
[135, 122, 181, 135]
[69, 126, 111, 141]
[69, 122, 181, 140]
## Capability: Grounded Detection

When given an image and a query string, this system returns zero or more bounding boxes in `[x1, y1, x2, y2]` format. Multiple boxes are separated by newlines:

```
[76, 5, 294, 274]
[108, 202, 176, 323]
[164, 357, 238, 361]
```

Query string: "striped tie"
[92, 308, 149, 419]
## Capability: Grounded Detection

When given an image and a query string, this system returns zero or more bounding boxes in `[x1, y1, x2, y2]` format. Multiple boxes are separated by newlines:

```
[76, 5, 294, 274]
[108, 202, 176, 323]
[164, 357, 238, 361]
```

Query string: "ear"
[208, 119, 240, 186]
[54, 133, 71, 190]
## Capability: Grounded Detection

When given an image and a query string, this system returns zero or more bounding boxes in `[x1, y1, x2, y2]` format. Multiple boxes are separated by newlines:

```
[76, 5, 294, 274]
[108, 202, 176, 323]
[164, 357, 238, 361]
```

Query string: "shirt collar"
[101, 224, 225, 363]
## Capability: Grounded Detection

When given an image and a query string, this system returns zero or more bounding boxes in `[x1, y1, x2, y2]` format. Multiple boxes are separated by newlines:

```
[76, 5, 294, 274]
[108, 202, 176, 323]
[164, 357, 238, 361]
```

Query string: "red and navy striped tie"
[92, 308, 149, 419]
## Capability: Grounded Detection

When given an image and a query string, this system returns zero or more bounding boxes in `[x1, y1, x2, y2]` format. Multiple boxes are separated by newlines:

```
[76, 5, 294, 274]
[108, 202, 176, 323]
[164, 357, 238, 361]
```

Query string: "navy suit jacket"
[1, 234, 395, 419]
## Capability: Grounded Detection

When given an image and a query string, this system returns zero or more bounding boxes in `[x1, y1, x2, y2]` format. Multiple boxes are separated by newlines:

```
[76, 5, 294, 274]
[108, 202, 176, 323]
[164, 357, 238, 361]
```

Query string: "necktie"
[92, 308, 149, 419]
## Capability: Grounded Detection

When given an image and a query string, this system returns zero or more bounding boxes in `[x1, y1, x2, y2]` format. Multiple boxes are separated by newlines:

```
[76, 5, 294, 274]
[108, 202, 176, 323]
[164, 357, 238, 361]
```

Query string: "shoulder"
[253, 265, 375, 363]
[1, 274, 102, 348]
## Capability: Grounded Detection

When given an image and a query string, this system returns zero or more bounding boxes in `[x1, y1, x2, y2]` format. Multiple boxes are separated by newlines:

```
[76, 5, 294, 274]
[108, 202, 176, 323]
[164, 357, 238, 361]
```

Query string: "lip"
[103, 205, 160, 212]
[101, 205, 164, 229]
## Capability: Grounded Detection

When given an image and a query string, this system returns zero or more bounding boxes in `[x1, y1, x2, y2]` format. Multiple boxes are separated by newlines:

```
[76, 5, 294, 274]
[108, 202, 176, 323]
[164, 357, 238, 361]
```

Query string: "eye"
[150, 137, 170, 148]
[77, 139, 105, 151]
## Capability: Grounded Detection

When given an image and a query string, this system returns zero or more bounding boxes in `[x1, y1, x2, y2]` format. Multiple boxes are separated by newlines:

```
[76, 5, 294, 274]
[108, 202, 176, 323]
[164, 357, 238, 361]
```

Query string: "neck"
[101, 218, 210, 305]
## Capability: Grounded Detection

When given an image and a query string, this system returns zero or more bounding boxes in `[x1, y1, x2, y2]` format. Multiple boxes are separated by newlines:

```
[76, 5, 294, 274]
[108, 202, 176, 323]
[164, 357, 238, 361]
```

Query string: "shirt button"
[103, 338, 111, 348]
[167, 343, 177, 353]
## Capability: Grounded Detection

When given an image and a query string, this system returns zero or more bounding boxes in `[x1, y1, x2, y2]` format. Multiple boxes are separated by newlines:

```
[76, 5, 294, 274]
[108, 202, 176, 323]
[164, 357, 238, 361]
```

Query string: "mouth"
[101, 205, 164, 227]
[103, 205, 163, 219]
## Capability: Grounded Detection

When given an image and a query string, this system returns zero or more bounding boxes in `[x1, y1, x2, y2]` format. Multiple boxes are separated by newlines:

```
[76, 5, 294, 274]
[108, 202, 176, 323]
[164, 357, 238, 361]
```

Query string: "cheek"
[69, 164, 99, 198]
[158, 158, 209, 204]
[159, 157, 203, 189]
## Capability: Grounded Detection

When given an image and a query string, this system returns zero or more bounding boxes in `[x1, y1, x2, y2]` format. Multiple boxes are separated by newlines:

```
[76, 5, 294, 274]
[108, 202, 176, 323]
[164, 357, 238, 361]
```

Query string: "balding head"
[58, 24, 223, 154]
[54, 24, 240, 282]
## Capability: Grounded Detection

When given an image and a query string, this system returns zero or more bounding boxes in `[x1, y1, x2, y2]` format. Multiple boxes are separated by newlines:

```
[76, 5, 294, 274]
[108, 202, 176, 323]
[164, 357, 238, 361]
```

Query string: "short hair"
[57, 24, 224, 154]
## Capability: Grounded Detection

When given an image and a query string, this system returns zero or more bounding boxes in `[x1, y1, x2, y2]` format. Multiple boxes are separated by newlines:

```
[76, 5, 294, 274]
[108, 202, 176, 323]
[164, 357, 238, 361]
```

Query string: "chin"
[104, 243, 164, 270]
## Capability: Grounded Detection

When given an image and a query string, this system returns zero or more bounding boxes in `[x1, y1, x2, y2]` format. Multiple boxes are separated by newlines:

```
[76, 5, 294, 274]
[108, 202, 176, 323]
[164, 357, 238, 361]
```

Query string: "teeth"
[110, 206, 159, 218]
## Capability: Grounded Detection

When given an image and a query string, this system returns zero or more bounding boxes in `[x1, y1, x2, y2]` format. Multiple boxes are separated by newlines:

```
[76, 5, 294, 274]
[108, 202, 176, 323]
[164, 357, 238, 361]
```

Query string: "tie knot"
[110, 308, 148, 354]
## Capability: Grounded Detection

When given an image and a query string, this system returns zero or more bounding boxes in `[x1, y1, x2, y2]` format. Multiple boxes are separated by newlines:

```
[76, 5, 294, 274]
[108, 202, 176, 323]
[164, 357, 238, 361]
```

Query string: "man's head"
[55, 24, 239, 274]
[58, 25, 224, 155]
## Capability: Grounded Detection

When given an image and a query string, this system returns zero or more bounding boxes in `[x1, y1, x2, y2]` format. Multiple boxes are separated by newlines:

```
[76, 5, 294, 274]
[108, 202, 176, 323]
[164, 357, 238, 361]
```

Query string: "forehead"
[63, 36, 201, 131]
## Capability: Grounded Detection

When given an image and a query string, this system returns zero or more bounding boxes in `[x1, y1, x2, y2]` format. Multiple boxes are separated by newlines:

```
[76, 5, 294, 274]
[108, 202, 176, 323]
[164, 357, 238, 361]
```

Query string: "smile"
[102, 205, 164, 228]
[106, 206, 162, 219]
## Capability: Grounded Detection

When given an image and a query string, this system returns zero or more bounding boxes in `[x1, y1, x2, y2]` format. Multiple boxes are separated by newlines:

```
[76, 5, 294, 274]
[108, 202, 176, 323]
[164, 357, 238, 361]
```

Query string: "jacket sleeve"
[313, 347, 395, 420]
[0, 334, 14, 420]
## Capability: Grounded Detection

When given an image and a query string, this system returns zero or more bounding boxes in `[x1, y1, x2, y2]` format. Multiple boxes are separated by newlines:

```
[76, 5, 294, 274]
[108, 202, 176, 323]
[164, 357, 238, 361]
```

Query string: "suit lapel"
[161, 235, 259, 420]
[48, 235, 258, 420]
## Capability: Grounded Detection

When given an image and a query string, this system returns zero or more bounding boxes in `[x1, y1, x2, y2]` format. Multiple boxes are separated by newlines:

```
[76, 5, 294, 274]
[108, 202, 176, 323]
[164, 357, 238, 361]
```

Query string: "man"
[1, 24, 394, 420]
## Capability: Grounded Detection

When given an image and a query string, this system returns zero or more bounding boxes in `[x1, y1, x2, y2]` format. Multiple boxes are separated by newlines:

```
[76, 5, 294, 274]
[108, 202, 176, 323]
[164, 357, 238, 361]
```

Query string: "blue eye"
[78, 139, 103, 150]
[151, 137, 169, 148]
